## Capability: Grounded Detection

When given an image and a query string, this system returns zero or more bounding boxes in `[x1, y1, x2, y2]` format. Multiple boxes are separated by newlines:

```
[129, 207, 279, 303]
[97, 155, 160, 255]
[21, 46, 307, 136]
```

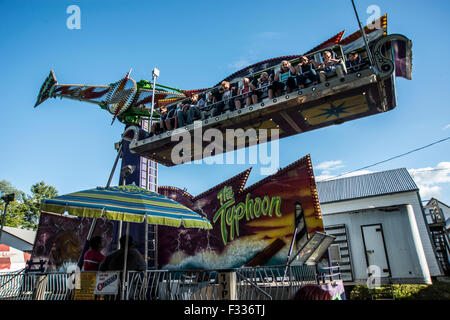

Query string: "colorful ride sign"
[157, 154, 324, 270]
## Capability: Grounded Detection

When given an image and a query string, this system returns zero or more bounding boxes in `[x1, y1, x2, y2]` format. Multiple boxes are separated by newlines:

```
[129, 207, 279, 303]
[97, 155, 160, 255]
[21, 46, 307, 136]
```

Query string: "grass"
[350, 280, 450, 300]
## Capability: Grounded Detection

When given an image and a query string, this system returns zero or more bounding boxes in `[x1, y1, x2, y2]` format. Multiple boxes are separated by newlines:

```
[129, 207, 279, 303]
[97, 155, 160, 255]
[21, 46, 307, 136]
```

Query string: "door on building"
[361, 224, 391, 278]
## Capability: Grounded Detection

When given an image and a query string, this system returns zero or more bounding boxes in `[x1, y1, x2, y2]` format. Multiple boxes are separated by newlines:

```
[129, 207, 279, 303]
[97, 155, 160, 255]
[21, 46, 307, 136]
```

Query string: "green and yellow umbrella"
[41, 185, 212, 230]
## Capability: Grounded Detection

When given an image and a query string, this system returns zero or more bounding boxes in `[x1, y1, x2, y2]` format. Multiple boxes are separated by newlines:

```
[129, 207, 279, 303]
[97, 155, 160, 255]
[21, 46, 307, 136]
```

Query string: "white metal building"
[316, 168, 442, 284]
[0, 226, 36, 253]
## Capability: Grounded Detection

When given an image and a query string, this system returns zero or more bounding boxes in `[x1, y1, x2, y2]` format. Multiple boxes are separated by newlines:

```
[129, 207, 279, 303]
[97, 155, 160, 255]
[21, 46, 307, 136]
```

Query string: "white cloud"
[316, 170, 373, 182]
[409, 162, 450, 186]
[314, 160, 373, 181]
[408, 162, 450, 200]
[417, 185, 442, 200]
[315, 160, 344, 171]
[340, 170, 374, 178]
[315, 174, 335, 182]
[444, 124, 450, 130]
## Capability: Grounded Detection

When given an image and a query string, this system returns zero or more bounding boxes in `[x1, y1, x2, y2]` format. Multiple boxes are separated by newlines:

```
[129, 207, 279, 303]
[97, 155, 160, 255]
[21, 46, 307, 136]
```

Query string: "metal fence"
[125, 265, 317, 300]
[127, 269, 220, 300]
[0, 265, 317, 301]
[236, 265, 317, 300]
[0, 271, 73, 300]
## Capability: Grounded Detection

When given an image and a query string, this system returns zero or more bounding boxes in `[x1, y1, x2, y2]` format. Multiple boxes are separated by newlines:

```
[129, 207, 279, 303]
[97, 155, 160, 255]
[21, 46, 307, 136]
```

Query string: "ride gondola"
[35, 14, 412, 167]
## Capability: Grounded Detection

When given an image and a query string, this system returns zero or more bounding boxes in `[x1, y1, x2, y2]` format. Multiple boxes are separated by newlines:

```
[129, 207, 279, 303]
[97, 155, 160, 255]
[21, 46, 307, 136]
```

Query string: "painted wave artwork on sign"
[157, 155, 324, 270]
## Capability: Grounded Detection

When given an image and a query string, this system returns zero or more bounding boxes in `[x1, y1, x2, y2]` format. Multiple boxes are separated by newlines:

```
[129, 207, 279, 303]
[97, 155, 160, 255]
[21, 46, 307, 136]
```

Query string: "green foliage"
[23, 181, 58, 229]
[350, 282, 450, 300]
[0, 180, 26, 228]
[0, 180, 58, 230]
[137, 79, 153, 90]
[0, 180, 25, 200]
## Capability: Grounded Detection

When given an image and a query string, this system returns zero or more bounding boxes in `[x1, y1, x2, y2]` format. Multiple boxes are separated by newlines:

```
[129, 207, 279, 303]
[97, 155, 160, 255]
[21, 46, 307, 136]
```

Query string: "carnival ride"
[34, 69, 186, 126]
[35, 14, 412, 167]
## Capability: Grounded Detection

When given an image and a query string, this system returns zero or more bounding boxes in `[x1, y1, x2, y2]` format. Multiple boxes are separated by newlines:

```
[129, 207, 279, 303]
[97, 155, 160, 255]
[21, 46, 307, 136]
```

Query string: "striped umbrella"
[40, 185, 212, 229]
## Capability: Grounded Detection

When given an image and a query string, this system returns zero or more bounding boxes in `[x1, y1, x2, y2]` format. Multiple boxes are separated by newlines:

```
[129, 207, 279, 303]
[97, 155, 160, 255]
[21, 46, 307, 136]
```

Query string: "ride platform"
[130, 65, 395, 167]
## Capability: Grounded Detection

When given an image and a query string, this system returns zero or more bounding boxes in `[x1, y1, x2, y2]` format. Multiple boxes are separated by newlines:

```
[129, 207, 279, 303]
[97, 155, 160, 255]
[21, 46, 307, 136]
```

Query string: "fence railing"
[127, 269, 220, 300]
[0, 271, 73, 300]
[0, 265, 317, 301]
[126, 265, 316, 301]
[236, 265, 317, 300]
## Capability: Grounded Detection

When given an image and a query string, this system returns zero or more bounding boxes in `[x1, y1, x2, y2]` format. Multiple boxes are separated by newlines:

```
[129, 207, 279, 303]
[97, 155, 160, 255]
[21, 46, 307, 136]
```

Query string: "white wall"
[320, 191, 442, 278]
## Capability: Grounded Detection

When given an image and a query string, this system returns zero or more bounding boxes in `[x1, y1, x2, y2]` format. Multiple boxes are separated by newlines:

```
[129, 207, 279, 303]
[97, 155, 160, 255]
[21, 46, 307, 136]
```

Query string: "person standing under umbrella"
[82, 236, 106, 271]
[99, 235, 146, 272]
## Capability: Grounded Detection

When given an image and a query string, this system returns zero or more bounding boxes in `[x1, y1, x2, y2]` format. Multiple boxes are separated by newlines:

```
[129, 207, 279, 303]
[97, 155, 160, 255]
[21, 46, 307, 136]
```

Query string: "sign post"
[218, 271, 237, 300]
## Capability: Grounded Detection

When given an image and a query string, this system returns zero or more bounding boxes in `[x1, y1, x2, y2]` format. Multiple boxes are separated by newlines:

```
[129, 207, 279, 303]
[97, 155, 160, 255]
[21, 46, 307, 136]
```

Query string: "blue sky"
[0, 0, 449, 206]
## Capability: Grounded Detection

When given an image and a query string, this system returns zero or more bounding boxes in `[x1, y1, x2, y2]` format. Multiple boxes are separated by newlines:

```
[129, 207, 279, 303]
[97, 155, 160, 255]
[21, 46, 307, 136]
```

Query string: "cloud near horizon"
[408, 162, 450, 200]
[314, 159, 374, 181]
[315, 170, 373, 182]
[315, 160, 344, 171]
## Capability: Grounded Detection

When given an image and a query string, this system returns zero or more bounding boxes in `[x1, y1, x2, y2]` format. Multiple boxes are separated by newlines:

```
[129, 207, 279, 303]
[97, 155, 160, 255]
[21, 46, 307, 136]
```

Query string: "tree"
[0, 180, 58, 230]
[0, 180, 26, 228]
[23, 181, 59, 230]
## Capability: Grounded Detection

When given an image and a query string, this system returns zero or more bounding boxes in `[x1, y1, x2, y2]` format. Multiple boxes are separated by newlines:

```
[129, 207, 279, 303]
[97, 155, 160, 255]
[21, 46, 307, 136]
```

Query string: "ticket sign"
[73, 273, 96, 300]
[94, 272, 119, 295]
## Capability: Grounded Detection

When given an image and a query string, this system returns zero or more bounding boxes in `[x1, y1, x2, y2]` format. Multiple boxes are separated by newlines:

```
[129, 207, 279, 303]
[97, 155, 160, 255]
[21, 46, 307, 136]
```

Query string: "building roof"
[316, 168, 418, 204]
[1, 226, 36, 245]
[426, 198, 450, 210]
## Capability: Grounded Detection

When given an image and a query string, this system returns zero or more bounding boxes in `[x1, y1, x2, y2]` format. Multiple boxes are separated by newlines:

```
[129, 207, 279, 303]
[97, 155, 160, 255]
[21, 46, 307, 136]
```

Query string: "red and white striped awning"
[0, 244, 30, 272]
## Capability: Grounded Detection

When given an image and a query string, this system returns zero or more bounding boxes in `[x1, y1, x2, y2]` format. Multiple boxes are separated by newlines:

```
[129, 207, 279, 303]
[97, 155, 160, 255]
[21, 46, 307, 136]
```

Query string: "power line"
[318, 136, 450, 182]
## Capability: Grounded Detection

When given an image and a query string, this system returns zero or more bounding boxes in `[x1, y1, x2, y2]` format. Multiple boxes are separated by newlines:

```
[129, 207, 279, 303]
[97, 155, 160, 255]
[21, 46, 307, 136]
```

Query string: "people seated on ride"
[164, 104, 178, 130]
[295, 55, 319, 88]
[200, 91, 215, 119]
[213, 81, 236, 116]
[255, 71, 274, 100]
[196, 93, 206, 109]
[311, 50, 345, 83]
[248, 77, 259, 105]
[272, 60, 297, 96]
[345, 51, 362, 73]
[235, 77, 257, 109]
[176, 94, 203, 127]
[188, 93, 203, 121]
[150, 105, 170, 135]
[169, 101, 184, 129]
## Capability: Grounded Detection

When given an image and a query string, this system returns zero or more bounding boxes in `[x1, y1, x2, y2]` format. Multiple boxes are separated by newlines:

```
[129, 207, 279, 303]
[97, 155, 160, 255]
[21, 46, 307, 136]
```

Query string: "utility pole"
[0, 193, 15, 242]
[351, 0, 375, 66]
[149, 68, 160, 133]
